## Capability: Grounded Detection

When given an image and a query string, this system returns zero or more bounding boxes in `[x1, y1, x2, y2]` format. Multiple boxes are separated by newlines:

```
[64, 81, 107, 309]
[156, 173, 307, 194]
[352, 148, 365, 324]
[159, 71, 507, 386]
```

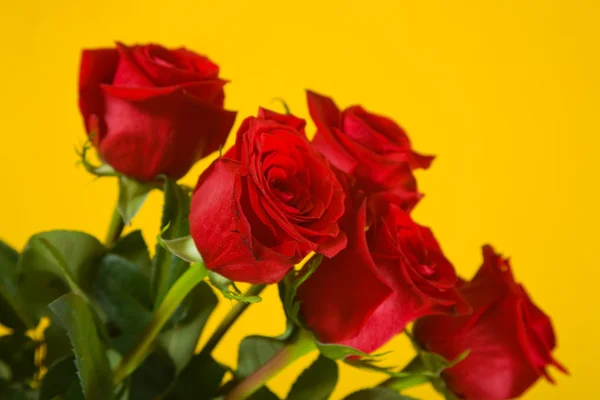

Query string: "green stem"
[378, 374, 430, 391]
[200, 284, 266, 356]
[226, 331, 316, 400]
[105, 204, 125, 247]
[376, 355, 430, 392]
[112, 263, 207, 385]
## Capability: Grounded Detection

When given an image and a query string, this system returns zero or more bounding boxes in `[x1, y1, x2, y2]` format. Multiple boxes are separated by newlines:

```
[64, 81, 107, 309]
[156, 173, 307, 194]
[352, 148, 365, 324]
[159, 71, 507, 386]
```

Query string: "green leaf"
[78, 141, 118, 178]
[152, 178, 191, 306]
[0, 363, 10, 381]
[17, 231, 105, 319]
[208, 271, 263, 303]
[158, 235, 203, 263]
[0, 383, 39, 400]
[343, 388, 419, 400]
[43, 323, 74, 368]
[379, 350, 470, 394]
[91, 254, 153, 336]
[431, 377, 460, 400]
[49, 293, 112, 400]
[237, 336, 286, 379]
[0, 242, 32, 330]
[249, 387, 280, 400]
[62, 383, 86, 400]
[315, 341, 372, 360]
[345, 359, 415, 379]
[129, 351, 175, 400]
[111, 262, 208, 385]
[39, 355, 82, 400]
[35, 238, 93, 304]
[110, 230, 152, 270]
[418, 349, 469, 377]
[0, 333, 37, 383]
[159, 281, 218, 372]
[172, 352, 227, 400]
[118, 176, 152, 225]
[283, 254, 323, 326]
[0, 240, 18, 265]
[287, 355, 338, 400]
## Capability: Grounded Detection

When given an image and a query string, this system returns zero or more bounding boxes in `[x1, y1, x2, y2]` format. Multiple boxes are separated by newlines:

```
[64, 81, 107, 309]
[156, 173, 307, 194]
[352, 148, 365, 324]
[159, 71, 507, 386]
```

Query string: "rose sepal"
[157, 227, 262, 304]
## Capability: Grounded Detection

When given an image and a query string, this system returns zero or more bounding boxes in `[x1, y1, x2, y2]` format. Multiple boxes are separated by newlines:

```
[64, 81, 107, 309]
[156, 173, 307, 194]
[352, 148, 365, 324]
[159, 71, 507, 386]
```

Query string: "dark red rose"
[297, 193, 469, 354]
[189, 108, 347, 284]
[307, 90, 433, 211]
[78, 43, 236, 181]
[413, 245, 567, 400]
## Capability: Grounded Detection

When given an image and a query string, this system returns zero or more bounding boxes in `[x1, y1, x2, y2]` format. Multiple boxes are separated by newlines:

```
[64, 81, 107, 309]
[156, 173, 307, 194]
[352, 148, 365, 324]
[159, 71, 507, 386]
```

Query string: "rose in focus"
[413, 245, 567, 400]
[78, 43, 236, 181]
[189, 109, 346, 284]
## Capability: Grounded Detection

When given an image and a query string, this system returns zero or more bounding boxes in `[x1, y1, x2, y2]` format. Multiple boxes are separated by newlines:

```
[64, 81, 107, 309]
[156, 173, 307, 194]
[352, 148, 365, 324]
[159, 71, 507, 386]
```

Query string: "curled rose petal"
[413, 246, 567, 400]
[190, 108, 347, 284]
[307, 90, 433, 212]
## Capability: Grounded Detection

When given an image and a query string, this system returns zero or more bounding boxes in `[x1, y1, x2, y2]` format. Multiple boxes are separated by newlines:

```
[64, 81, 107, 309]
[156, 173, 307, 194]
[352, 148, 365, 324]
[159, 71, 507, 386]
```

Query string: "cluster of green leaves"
[231, 334, 417, 400]
[0, 178, 228, 399]
[345, 332, 470, 400]
[0, 161, 468, 399]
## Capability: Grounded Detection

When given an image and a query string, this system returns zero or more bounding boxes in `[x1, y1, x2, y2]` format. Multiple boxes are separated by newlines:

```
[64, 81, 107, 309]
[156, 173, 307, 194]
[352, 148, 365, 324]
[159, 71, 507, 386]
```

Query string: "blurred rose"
[297, 190, 469, 354]
[414, 245, 567, 400]
[79, 42, 236, 181]
[307, 90, 433, 211]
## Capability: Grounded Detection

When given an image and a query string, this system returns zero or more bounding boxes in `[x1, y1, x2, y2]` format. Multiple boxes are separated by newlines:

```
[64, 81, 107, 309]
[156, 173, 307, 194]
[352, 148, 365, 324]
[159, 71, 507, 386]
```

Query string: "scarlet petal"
[340, 291, 414, 354]
[316, 230, 347, 257]
[258, 108, 307, 133]
[78, 48, 120, 140]
[133, 44, 219, 86]
[410, 151, 435, 170]
[113, 42, 156, 87]
[308, 91, 358, 173]
[298, 202, 393, 345]
[190, 159, 294, 284]
[99, 87, 235, 181]
[306, 90, 342, 129]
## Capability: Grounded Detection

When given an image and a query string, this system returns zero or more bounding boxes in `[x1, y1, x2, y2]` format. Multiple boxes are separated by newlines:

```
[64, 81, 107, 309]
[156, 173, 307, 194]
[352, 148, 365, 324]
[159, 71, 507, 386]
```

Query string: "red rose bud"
[297, 194, 469, 354]
[189, 108, 347, 284]
[306, 90, 433, 212]
[78, 43, 236, 181]
[413, 245, 567, 400]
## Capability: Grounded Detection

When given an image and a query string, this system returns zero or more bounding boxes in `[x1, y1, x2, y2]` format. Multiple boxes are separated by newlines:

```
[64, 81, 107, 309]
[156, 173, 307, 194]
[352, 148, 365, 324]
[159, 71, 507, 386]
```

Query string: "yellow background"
[1, 0, 598, 398]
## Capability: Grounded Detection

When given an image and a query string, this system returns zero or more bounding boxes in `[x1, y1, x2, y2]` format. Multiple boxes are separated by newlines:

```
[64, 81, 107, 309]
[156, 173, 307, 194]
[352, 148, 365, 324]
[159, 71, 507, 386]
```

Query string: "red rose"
[297, 193, 469, 353]
[413, 245, 567, 400]
[307, 90, 433, 211]
[189, 109, 347, 284]
[78, 43, 236, 181]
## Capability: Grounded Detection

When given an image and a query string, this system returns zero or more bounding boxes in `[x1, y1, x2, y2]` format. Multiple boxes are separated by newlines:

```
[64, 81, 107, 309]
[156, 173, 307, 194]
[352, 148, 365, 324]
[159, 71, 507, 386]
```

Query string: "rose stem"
[226, 330, 316, 400]
[112, 263, 207, 385]
[199, 283, 267, 356]
[377, 374, 430, 391]
[105, 204, 125, 247]
[376, 355, 430, 391]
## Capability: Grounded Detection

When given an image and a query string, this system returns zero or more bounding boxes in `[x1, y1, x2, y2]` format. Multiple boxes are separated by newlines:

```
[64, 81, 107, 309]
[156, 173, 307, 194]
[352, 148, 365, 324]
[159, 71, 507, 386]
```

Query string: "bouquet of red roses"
[0, 43, 566, 400]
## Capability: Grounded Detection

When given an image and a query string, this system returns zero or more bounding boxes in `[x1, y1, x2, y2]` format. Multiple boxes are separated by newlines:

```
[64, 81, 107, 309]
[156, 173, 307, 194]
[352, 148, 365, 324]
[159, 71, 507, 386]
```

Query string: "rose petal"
[99, 86, 235, 181]
[298, 201, 393, 345]
[190, 159, 294, 284]
[78, 48, 120, 141]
